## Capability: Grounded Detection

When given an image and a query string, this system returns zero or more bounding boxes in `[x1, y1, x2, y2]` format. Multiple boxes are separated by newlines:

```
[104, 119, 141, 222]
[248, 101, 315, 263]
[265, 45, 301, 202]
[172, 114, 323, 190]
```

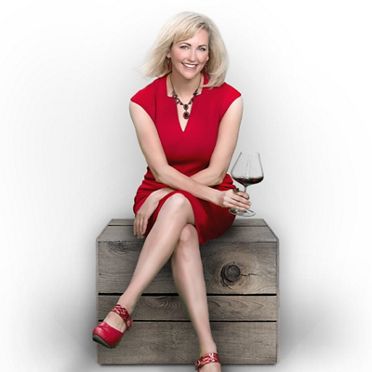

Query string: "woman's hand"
[133, 192, 161, 239]
[216, 188, 251, 211]
[133, 188, 174, 239]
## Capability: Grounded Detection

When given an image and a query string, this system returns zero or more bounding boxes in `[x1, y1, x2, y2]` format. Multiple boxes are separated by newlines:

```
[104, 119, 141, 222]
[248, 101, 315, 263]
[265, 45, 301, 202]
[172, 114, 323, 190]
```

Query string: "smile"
[182, 63, 198, 69]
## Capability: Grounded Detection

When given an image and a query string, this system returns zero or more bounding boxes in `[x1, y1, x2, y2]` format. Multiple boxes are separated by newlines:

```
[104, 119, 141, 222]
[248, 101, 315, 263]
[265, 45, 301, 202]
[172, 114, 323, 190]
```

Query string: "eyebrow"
[179, 42, 208, 47]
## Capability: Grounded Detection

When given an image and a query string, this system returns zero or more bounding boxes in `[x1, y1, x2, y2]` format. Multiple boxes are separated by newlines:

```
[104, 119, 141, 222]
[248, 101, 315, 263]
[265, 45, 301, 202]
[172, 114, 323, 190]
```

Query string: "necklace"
[169, 74, 202, 119]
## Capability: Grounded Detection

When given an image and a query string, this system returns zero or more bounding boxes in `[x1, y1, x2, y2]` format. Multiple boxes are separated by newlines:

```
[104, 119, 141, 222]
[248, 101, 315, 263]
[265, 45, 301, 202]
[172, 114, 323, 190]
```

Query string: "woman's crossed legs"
[102, 193, 220, 369]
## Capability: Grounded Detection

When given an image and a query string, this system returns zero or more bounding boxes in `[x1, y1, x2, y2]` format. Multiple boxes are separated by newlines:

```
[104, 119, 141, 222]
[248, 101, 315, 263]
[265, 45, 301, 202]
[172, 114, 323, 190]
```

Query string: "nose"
[188, 48, 197, 62]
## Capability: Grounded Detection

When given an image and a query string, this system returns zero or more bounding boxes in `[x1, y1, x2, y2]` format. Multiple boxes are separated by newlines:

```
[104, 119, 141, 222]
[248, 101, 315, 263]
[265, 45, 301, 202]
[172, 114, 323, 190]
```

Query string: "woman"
[92, 11, 250, 371]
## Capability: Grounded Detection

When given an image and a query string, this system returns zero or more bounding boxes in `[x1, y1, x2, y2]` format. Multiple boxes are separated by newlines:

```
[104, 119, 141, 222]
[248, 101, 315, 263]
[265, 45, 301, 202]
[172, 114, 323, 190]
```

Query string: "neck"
[168, 71, 203, 97]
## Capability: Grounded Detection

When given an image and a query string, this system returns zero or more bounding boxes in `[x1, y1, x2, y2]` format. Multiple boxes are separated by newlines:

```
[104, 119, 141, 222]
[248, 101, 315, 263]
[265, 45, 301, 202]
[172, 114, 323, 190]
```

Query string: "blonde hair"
[142, 11, 228, 88]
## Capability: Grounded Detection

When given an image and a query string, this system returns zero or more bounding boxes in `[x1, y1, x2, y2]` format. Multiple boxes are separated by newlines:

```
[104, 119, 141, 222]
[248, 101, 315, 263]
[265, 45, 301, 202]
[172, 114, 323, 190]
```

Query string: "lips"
[182, 62, 198, 69]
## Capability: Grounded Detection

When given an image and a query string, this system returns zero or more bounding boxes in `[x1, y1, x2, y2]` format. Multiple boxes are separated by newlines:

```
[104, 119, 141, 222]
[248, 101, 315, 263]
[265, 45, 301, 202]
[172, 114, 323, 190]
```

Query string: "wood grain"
[106, 218, 268, 227]
[97, 242, 277, 294]
[97, 321, 277, 365]
[97, 225, 277, 243]
[97, 295, 277, 321]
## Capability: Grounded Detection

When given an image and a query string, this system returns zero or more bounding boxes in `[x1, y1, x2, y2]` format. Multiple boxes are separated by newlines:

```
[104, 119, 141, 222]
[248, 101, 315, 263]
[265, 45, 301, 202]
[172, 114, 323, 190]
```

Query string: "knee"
[162, 193, 191, 214]
[179, 224, 198, 244]
[172, 224, 199, 262]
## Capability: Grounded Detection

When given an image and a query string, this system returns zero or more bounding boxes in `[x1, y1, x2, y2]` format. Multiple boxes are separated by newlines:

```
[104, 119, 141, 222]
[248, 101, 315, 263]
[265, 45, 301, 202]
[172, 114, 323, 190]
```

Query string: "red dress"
[130, 73, 241, 245]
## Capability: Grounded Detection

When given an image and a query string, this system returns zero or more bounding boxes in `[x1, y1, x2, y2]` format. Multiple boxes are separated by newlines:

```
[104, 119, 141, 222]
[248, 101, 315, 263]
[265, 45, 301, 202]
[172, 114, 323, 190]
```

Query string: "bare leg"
[171, 224, 221, 372]
[103, 193, 195, 331]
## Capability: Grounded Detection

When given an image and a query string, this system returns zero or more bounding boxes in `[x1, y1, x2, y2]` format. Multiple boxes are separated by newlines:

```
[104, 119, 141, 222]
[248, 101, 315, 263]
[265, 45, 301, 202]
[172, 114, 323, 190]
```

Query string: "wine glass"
[229, 152, 264, 217]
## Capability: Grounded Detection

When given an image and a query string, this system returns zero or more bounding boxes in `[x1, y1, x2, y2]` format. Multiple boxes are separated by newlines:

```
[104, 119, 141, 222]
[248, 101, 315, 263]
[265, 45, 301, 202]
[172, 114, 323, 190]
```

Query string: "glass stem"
[243, 186, 248, 208]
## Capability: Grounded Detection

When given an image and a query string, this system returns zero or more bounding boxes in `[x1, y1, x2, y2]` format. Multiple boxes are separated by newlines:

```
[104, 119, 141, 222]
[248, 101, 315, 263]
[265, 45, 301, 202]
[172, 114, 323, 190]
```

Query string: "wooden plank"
[107, 218, 268, 227]
[98, 295, 277, 321]
[208, 225, 277, 243]
[97, 225, 277, 243]
[231, 218, 267, 226]
[204, 242, 277, 294]
[275, 237, 280, 344]
[97, 321, 277, 365]
[97, 242, 277, 294]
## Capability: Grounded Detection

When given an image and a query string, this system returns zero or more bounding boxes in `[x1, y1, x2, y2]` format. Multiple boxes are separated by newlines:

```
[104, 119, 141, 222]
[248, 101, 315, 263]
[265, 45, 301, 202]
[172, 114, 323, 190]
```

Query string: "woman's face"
[167, 28, 209, 80]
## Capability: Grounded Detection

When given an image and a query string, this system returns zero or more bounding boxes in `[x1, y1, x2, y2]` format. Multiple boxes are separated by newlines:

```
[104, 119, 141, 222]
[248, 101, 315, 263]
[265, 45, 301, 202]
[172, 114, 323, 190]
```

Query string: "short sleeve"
[219, 83, 242, 119]
[130, 80, 156, 122]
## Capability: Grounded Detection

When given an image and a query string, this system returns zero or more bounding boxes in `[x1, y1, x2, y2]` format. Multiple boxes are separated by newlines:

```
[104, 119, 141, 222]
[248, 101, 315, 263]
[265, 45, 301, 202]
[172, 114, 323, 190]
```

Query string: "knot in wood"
[221, 263, 241, 284]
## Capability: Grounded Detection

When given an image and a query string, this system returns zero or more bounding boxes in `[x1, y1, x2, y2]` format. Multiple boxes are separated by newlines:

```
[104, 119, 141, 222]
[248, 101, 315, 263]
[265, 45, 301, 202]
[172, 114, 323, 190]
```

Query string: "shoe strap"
[194, 352, 220, 370]
[111, 304, 133, 330]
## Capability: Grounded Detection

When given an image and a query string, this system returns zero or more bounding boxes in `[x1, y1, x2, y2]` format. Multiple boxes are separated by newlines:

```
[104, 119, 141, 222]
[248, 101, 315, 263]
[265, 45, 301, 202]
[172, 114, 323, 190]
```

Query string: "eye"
[180, 45, 189, 49]
[199, 47, 208, 52]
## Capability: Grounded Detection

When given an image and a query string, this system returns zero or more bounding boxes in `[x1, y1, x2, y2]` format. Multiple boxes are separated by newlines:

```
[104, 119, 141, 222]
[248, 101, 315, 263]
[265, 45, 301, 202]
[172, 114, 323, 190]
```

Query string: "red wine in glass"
[229, 152, 264, 217]
[233, 176, 264, 187]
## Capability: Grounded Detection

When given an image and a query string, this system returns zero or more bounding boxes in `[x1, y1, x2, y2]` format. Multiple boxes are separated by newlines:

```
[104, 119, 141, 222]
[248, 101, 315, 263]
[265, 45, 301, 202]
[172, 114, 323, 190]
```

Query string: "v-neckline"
[176, 102, 194, 133]
[164, 74, 205, 134]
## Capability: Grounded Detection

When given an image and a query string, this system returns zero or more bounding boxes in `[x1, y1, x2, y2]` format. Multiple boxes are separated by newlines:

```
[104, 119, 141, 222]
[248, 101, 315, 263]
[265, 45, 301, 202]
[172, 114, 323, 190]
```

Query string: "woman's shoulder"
[130, 76, 165, 101]
[130, 76, 166, 120]
[205, 79, 242, 119]
[202, 73, 240, 96]
[211, 80, 241, 98]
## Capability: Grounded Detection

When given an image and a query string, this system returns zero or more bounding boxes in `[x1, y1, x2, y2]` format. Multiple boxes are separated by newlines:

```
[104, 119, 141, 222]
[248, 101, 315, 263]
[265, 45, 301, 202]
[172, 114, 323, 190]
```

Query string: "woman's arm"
[152, 164, 229, 201]
[149, 166, 228, 202]
[129, 101, 220, 205]
[153, 167, 222, 200]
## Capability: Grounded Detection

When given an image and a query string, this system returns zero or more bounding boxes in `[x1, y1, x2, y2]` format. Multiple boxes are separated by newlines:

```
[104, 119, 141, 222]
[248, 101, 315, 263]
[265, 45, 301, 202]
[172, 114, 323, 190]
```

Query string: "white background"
[1, 1, 371, 371]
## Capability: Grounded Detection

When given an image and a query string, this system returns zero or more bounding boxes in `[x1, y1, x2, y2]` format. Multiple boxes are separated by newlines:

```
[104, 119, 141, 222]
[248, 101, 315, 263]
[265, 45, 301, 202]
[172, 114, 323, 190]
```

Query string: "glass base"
[229, 208, 256, 217]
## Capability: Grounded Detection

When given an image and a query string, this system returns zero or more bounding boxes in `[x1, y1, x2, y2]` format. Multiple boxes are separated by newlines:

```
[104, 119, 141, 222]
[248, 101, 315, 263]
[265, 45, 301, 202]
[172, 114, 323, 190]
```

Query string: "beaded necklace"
[169, 74, 202, 119]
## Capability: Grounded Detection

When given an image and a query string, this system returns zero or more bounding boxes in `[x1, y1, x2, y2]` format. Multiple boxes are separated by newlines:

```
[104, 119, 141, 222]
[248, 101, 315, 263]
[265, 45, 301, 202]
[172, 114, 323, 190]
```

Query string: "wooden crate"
[96, 218, 279, 365]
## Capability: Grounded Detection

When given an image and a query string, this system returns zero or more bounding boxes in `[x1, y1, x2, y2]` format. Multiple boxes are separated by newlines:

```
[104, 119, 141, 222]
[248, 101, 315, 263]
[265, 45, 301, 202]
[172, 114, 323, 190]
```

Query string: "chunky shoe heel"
[92, 304, 133, 348]
[194, 352, 221, 370]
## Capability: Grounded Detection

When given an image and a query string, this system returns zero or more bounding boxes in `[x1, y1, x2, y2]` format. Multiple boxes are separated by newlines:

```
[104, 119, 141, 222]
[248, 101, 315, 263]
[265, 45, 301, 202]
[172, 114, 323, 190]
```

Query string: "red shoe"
[92, 304, 133, 348]
[194, 352, 221, 370]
